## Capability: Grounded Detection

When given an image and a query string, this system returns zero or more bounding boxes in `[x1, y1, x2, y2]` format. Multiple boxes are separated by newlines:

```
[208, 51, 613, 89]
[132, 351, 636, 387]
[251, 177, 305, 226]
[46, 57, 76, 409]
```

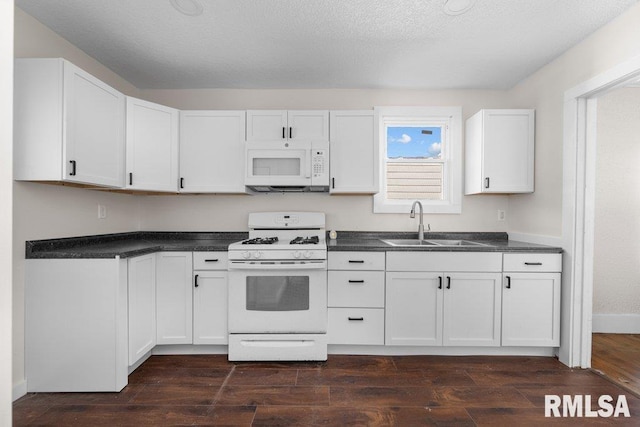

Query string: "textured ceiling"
[15, 0, 639, 90]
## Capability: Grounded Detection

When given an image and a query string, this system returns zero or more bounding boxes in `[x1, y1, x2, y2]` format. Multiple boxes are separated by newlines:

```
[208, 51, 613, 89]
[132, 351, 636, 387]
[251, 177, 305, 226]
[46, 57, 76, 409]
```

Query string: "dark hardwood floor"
[592, 333, 640, 397]
[13, 354, 640, 426]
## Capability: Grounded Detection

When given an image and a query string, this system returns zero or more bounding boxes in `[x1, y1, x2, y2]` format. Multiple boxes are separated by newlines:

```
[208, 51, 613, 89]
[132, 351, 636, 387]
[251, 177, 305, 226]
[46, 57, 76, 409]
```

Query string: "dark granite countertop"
[327, 231, 563, 253]
[26, 231, 562, 259]
[26, 232, 248, 259]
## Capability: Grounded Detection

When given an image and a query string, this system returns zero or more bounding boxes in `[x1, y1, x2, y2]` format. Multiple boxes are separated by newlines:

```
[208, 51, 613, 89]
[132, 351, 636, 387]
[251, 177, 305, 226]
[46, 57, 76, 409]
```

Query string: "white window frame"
[374, 106, 462, 214]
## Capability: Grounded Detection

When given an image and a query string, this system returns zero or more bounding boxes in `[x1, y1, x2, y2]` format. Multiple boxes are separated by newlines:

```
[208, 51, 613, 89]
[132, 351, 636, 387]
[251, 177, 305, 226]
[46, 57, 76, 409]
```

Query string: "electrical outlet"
[497, 210, 506, 221]
[98, 205, 107, 219]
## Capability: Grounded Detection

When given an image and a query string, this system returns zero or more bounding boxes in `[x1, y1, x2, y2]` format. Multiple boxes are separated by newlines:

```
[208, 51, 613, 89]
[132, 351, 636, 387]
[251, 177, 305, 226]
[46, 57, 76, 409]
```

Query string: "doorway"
[562, 53, 640, 370]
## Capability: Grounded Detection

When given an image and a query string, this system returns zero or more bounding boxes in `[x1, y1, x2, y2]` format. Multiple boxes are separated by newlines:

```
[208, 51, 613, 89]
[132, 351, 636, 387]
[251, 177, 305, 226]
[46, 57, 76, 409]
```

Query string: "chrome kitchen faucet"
[410, 200, 430, 241]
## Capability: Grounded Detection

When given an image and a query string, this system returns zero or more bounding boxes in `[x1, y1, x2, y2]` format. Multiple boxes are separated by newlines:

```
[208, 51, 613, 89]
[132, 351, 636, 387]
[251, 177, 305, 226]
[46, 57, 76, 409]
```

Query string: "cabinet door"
[64, 61, 125, 187]
[287, 110, 329, 141]
[329, 111, 378, 193]
[179, 111, 246, 193]
[482, 109, 534, 193]
[156, 252, 193, 345]
[442, 273, 502, 347]
[126, 97, 179, 191]
[502, 273, 561, 346]
[193, 271, 228, 345]
[246, 110, 288, 141]
[385, 272, 443, 346]
[128, 254, 156, 366]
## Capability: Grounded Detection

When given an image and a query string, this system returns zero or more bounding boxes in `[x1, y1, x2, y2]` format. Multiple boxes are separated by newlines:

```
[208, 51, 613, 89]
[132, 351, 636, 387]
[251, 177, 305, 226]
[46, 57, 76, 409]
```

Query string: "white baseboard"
[13, 379, 27, 402]
[592, 314, 640, 333]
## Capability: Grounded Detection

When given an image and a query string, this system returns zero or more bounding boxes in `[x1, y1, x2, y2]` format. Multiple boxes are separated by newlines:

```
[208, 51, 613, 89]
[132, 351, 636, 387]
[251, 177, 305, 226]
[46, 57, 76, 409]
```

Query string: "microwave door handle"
[304, 150, 311, 178]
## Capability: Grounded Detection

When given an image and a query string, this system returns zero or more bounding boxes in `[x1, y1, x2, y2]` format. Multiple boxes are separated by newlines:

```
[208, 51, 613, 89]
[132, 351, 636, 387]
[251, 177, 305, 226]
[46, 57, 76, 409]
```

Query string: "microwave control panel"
[312, 149, 328, 183]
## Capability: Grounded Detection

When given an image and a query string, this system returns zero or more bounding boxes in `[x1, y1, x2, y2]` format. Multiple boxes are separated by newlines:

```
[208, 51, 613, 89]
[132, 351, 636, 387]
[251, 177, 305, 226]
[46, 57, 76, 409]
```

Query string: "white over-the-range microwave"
[244, 141, 329, 192]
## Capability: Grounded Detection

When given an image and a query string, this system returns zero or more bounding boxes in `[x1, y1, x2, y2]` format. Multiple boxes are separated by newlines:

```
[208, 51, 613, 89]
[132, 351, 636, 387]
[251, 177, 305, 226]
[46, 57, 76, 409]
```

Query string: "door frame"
[561, 53, 640, 367]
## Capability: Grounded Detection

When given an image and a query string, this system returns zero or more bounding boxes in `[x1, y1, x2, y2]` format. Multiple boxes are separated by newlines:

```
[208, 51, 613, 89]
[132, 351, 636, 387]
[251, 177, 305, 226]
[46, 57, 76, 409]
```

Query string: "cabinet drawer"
[328, 308, 384, 345]
[328, 252, 385, 271]
[386, 252, 502, 272]
[328, 271, 385, 308]
[503, 253, 561, 272]
[193, 252, 228, 270]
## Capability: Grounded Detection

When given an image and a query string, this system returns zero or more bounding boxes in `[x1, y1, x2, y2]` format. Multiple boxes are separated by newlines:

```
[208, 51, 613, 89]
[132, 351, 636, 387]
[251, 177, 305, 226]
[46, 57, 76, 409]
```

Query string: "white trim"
[562, 53, 640, 369]
[12, 380, 26, 402]
[151, 344, 228, 355]
[329, 345, 555, 357]
[592, 314, 640, 334]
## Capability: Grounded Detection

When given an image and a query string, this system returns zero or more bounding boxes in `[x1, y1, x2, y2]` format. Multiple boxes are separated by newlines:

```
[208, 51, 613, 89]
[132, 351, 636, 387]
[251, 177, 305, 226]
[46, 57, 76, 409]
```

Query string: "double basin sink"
[381, 239, 489, 247]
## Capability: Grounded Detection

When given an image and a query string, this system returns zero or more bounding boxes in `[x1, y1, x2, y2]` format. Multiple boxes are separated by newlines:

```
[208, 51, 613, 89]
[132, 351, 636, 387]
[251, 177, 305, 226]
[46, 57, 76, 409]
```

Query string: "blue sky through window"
[387, 126, 442, 159]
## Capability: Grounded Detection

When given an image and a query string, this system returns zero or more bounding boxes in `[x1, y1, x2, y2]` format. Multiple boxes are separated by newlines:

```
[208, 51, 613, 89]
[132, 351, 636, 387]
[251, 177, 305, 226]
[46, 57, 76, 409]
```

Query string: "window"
[374, 107, 462, 213]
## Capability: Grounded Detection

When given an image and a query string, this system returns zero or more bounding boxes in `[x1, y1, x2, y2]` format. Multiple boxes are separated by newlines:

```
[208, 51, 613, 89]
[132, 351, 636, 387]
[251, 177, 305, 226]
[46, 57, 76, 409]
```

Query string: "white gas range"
[227, 212, 328, 361]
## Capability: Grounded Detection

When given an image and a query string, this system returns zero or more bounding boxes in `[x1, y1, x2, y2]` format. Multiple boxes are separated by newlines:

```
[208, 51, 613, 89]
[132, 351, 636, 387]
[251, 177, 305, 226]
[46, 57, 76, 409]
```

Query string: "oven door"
[228, 265, 327, 334]
[245, 141, 311, 187]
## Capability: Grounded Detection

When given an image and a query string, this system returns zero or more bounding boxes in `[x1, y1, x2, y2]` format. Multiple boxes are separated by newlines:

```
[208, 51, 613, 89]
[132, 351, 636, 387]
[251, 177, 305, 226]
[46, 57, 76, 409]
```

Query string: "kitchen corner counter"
[327, 231, 563, 253]
[25, 231, 248, 259]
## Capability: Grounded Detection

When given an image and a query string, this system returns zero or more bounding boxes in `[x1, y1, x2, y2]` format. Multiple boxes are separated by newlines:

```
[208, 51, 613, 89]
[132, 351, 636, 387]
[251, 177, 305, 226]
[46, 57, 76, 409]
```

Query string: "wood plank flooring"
[592, 333, 640, 397]
[13, 354, 640, 426]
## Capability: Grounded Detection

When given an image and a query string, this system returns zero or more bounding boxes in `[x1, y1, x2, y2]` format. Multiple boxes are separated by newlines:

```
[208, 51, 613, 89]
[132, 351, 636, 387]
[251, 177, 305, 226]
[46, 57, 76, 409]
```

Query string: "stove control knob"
[293, 251, 302, 259]
[304, 251, 312, 259]
[253, 251, 262, 259]
[242, 251, 251, 259]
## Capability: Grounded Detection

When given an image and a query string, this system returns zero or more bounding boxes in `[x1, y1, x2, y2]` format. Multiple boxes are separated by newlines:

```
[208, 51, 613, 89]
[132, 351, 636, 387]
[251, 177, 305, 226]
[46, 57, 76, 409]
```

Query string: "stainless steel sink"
[424, 239, 489, 247]
[380, 239, 438, 247]
[381, 239, 489, 247]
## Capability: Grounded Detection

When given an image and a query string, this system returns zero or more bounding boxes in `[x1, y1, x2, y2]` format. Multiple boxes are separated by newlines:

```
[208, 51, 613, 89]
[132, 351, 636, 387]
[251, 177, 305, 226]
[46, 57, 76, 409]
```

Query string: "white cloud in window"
[428, 142, 441, 156]
[390, 134, 412, 144]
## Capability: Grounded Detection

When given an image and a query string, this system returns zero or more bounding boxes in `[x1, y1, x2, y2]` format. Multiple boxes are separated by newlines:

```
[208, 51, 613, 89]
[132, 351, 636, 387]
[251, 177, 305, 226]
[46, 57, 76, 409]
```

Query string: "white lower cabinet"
[442, 273, 502, 346]
[128, 253, 157, 366]
[193, 252, 228, 344]
[25, 258, 128, 392]
[327, 252, 385, 345]
[385, 272, 443, 346]
[385, 252, 503, 347]
[156, 252, 193, 344]
[502, 253, 562, 346]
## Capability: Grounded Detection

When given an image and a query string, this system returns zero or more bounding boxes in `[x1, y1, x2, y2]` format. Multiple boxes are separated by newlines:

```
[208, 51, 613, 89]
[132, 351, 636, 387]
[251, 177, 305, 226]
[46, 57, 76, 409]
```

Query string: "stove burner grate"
[241, 237, 279, 245]
[290, 236, 320, 245]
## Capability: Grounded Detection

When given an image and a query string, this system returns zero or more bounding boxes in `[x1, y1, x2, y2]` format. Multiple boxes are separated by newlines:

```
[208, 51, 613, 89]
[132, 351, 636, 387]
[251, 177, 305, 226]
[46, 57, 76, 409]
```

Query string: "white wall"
[592, 87, 640, 332]
[12, 8, 142, 396]
[508, 2, 640, 238]
[2, 0, 14, 422]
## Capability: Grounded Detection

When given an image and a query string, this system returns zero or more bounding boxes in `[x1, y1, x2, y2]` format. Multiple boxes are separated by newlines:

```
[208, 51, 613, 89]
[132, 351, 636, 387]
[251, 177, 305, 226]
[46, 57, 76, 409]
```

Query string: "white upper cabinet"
[14, 58, 125, 187]
[126, 97, 179, 192]
[246, 110, 329, 142]
[179, 111, 246, 193]
[465, 109, 535, 194]
[329, 110, 378, 194]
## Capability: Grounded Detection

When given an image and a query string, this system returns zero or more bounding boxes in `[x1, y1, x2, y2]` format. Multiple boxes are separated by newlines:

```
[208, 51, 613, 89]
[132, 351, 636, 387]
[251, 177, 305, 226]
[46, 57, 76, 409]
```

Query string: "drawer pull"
[524, 262, 543, 266]
[348, 260, 365, 264]
[348, 317, 364, 321]
[204, 259, 219, 262]
[348, 280, 365, 283]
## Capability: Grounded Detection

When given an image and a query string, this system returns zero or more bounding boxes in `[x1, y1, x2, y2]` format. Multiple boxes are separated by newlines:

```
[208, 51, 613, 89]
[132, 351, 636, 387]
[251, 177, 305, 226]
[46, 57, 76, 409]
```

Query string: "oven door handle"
[228, 260, 327, 270]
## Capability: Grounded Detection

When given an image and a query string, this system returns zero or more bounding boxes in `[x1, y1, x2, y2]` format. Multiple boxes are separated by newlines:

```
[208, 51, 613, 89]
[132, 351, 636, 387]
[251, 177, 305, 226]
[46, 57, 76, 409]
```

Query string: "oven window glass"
[246, 276, 310, 311]
[252, 158, 301, 176]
